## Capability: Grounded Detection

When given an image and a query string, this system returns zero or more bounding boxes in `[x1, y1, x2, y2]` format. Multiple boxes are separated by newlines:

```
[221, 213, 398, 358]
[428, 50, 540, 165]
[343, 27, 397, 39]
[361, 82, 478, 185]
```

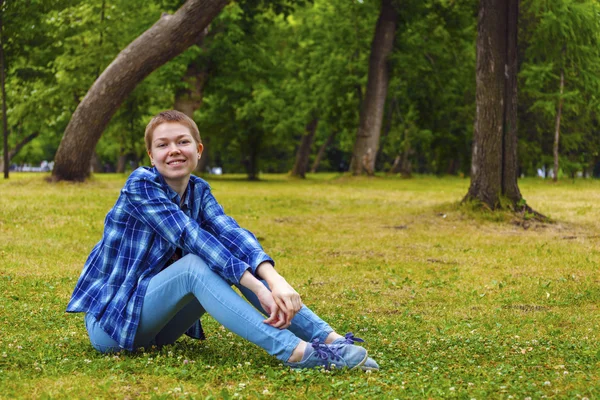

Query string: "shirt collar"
[151, 166, 193, 208]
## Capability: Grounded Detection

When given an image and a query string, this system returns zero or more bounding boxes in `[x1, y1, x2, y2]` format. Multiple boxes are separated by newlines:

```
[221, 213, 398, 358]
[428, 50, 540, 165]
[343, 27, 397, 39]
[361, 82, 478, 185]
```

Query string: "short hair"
[144, 110, 202, 151]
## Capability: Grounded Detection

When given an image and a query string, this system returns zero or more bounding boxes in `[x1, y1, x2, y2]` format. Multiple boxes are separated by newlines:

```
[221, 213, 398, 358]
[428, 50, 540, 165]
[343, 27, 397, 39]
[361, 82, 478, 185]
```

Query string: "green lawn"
[0, 172, 598, 399]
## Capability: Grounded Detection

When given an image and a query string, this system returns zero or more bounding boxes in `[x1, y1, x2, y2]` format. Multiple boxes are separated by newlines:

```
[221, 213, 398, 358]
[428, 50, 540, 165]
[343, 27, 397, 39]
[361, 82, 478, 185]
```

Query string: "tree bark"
[310, 130, 337, 173]
[290, 118, 318, 178]
[173, 29, 210, 174]
[52, 0, 229, 182]
[0, 131, 39, 172]
[464, 0, 522, 209]
[349, 0, 397, 176]
[0, 0, 8, 179]
[553, 68, 564, 182]
[243, 131, 262, 181]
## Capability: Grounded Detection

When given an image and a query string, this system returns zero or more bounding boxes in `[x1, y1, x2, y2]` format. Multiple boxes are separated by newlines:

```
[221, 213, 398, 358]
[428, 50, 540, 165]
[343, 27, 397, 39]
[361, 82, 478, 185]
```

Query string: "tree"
[51, 0, 229, 181]
[519, 0, 600, 181]
[463, 0, 522, 209]
[349, 0, 397, 175]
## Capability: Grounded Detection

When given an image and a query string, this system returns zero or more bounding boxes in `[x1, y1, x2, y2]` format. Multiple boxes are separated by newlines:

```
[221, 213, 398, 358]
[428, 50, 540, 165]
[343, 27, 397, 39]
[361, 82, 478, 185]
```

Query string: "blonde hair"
[144, 110, 201, 151]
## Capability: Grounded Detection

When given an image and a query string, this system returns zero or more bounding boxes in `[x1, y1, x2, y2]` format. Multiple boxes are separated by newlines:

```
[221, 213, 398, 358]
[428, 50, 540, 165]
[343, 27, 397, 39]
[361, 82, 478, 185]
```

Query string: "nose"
[167, 143, 181, 154]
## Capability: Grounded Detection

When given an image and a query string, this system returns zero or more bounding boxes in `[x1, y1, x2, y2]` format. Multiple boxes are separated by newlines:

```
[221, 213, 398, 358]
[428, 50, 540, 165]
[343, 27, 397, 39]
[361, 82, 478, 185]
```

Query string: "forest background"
[2, 0, 600, 183]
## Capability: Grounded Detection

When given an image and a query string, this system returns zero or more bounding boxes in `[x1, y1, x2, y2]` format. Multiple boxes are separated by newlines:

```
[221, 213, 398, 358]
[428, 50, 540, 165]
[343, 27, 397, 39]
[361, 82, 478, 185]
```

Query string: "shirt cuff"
[247, 250, 275, 276]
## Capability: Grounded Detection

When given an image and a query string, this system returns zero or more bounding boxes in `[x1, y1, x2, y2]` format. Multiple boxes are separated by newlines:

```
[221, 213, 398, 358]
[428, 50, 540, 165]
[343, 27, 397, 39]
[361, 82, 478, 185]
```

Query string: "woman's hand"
[268, 278, 302, 327]
[256, 261, 303, 327]
[240, 269, 291, 329]
[256, 286, 288, 329]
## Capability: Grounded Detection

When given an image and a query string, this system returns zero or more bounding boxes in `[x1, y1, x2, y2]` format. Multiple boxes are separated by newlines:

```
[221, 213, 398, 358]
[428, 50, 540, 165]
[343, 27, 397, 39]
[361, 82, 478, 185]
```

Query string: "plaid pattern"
[66, 167, 273, 351]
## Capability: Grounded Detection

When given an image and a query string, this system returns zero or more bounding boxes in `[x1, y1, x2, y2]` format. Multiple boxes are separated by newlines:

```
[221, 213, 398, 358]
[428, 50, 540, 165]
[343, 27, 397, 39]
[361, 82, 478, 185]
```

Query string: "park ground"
[0, 173, 598, 399]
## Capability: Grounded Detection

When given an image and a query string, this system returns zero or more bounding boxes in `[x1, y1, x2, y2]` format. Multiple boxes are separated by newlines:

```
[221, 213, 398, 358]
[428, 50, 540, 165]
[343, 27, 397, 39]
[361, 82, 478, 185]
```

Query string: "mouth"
[167, 159, 187, 166]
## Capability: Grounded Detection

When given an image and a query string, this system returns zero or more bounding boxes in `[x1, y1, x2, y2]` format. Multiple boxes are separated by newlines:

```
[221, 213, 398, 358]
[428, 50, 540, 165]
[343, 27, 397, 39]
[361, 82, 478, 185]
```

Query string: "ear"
[148, 150, 154, 165]
[197, 143, 204, 159]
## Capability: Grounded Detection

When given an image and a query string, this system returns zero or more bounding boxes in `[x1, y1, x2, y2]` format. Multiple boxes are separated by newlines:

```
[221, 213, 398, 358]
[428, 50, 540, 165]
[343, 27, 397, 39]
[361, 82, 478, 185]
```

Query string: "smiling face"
[148, 122, 203, 192]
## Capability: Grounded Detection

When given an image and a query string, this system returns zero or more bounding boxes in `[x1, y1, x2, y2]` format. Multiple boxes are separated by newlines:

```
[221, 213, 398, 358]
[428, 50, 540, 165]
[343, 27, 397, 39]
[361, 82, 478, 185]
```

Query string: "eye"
[180, 140, 191, 145]
[156, 143, 166, 148]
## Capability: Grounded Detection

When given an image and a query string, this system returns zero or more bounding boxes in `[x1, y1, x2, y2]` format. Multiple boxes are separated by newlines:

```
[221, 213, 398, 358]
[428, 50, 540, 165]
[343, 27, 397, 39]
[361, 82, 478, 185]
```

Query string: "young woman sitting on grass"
[66, 110, 378, 371]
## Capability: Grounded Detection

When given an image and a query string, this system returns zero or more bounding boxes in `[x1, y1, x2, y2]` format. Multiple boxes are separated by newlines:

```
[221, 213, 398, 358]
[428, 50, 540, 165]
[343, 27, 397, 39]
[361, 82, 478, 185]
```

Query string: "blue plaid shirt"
[66, 167, 273, 351]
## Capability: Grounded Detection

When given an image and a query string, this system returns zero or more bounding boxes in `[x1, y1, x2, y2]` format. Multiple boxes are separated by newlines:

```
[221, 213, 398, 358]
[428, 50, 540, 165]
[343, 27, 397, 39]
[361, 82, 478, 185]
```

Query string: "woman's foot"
[285, 340, 368, 370]
[331, 332, 379, 372]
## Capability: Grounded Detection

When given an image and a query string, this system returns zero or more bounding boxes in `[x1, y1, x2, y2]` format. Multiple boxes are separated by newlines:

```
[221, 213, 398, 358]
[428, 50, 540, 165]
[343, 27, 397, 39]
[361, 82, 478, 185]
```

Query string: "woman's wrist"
[240, 269, 268, 295]
[256, 261, 286, 286]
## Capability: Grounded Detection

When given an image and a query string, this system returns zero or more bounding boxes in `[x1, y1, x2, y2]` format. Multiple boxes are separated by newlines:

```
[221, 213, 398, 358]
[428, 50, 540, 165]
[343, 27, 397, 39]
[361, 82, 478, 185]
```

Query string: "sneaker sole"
[349, 351, 369, 370]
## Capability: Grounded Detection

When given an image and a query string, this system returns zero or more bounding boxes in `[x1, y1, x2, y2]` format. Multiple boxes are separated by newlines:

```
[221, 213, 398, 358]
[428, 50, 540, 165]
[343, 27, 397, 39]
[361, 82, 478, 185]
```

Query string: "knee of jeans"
[180, 254, 215, 282]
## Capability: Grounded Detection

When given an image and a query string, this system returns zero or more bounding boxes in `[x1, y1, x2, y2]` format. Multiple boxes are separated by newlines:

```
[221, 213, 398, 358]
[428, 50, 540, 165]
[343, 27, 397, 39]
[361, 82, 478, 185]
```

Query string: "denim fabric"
[69, 167, 273, 351]
[85, 254, 333, 361]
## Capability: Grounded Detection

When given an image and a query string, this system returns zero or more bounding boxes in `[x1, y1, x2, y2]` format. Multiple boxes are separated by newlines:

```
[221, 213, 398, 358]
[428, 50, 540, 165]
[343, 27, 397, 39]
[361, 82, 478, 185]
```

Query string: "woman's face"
[147, 122, 203, 186]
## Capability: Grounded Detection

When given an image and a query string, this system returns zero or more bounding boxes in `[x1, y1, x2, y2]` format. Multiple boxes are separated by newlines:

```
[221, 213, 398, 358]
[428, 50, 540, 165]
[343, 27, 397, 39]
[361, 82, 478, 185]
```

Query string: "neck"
[165, 177, 189, 201]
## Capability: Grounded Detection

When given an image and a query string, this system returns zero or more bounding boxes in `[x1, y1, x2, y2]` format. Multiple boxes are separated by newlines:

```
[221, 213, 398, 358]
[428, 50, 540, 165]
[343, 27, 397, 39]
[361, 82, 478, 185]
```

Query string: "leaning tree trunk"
[0, 131, 39, 172]
[52, 0, 229, 182]
[349, 0, 397, 176]
[464, 0, 522, 209]
[552, 67, 564, 183]
[291, 118, 319, 178]
[310, 130, 337, 173]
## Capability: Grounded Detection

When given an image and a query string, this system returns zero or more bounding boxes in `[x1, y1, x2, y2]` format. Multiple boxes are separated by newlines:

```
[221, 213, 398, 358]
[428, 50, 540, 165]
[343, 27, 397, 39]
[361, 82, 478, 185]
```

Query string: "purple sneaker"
[332, 332, 379, 371]
[285, 339, 368, 370]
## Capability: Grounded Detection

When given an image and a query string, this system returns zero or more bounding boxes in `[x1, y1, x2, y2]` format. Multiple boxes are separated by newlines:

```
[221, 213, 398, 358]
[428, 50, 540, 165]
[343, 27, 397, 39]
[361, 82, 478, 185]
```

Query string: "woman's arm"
[255, 262, 302, 327]
[200, 189, 274, 272]
[239, 269, 290, 329]
[123, 175, 251, 284]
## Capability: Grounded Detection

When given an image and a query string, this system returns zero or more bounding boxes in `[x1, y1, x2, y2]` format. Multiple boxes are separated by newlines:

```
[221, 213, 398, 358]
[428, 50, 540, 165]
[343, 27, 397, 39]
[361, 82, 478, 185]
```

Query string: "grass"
[0, 172, 599, 399]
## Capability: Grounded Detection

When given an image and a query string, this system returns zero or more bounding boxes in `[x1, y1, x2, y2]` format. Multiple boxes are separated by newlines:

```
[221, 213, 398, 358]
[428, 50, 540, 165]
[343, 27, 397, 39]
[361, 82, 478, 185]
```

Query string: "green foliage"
[3, 0, 600, 178]
[519, 0, 600, 175]
[381, 0, 477, 175]
[1, 173, 599, 397]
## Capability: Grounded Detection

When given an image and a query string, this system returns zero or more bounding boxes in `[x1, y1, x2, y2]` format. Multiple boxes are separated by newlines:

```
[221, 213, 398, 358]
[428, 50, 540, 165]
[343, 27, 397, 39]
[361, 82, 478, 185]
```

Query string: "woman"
[67, 110, 378, 370]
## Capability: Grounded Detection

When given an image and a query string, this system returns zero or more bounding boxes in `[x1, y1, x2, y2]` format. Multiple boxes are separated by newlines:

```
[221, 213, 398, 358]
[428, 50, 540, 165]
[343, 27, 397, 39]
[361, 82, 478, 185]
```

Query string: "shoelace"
[341, 332, 365, 345]
[311, 339, 342, 362]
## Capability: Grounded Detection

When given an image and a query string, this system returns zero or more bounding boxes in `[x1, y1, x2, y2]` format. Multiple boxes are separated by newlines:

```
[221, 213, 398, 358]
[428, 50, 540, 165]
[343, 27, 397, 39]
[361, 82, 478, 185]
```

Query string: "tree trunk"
[0, 0, 8, 179]
[242, 130, 262, 181]
[349, 0, 397, 176]
[116, 151, 126, 174]
[90, 151, 103, 173]
[52, 0, 229, 182]
[0, 131, 39, 172]
[553, 68, 564, 183]
[173, 29, 210, 174]
[400, 128, 412, 178]
[310, 130, 337, 173]
[388, 155, 400, 174]
[464, 0, 522, 209]
[291, 118, 318, 178]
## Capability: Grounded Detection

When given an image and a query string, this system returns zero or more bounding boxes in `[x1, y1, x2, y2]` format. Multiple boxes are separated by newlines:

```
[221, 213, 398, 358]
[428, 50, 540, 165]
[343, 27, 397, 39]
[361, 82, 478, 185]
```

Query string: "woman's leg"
[133, 254, 301, 361]
[235, 283, 333, 344]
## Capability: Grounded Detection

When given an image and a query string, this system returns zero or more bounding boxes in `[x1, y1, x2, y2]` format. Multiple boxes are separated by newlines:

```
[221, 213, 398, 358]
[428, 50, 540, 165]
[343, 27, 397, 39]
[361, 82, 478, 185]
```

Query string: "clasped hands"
[257, 278, 302, 329]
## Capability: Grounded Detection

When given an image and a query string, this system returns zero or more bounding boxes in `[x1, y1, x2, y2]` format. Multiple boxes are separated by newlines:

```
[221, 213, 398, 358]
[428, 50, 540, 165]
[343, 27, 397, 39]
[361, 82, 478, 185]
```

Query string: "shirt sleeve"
[122, 176, 251, 284]
[199, 187, 274, 275]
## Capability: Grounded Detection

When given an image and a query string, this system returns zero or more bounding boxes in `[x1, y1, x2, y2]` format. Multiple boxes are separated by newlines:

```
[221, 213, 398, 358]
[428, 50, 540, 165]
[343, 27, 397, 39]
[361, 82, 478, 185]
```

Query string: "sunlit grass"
[0, 172, 598, 399]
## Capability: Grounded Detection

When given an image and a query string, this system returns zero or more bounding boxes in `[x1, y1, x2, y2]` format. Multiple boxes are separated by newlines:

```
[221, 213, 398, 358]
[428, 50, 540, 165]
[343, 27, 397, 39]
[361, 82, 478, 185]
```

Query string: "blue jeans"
[85, 254, 333, 361]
